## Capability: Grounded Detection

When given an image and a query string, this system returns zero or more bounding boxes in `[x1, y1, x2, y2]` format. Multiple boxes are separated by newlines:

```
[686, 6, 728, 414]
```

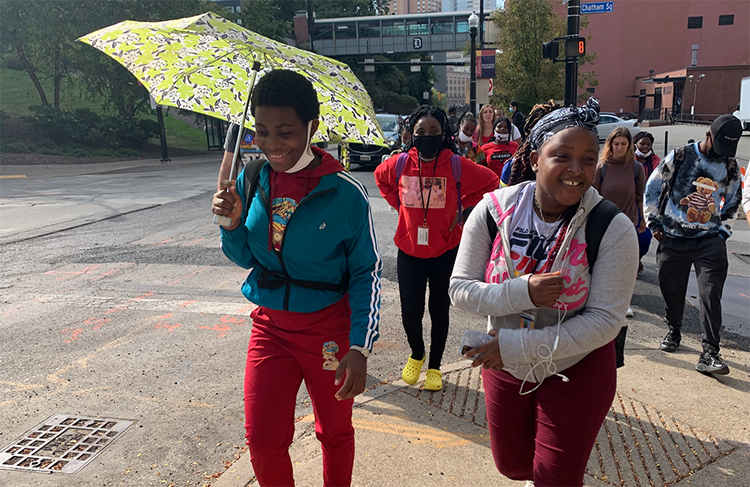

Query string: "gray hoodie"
[449, 182, 638, 383]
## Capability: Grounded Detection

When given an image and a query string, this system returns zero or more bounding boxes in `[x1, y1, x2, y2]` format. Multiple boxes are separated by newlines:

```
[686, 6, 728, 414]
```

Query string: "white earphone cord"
[519, 300, 570, 395]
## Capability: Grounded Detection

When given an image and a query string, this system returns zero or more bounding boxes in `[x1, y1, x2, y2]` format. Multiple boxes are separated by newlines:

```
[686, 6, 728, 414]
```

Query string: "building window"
[687, 16, 703, 29]
[382, 20, 405, 37]
[586, 87, 595, 94]
[719, 14, 734, 26]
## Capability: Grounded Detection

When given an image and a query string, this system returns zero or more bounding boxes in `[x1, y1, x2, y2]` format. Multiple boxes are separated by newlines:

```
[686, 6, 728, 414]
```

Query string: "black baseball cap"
[709, 114, 742, 157]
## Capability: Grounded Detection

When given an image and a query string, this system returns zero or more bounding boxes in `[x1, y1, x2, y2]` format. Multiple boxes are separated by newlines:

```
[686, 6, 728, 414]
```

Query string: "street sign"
[413, 37, 423, 50]
[581, 2, 614, 14]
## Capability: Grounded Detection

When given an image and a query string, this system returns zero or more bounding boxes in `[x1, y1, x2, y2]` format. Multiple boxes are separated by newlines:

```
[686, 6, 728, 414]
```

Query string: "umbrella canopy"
[78, 12, 385, 145]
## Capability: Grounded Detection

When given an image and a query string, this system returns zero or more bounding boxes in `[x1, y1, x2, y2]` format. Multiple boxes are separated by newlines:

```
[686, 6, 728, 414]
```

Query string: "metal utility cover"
[0, 414, 133, 474]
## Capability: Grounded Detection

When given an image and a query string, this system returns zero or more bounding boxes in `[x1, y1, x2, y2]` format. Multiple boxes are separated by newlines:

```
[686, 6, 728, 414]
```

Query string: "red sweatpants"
[244, 297, 355, 487]
[483, 341, 616, 487]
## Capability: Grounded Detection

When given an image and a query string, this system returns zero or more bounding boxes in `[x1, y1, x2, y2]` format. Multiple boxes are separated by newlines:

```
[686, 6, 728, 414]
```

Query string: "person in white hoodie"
[449, 98, 639, 487]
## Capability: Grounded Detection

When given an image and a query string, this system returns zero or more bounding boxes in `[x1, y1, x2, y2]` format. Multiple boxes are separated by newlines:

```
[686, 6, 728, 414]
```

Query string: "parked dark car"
[344, 113, 400, 166]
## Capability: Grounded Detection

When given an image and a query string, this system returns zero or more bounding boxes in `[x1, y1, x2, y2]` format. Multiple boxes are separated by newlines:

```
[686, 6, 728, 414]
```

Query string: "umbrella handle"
[214, 59, 262, 227]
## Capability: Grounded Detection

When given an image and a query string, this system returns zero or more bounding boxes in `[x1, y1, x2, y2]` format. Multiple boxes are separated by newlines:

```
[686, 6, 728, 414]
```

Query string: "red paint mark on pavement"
[155, 322, 182, 332]
[45, 264, 102, 281]
[220, 315, 246, 326]
[83, 317, 111, 330]
[152, 238, 174, 247]
[168, 267, 210, 286]
[62, 328, 83, 343]
[198, 324, 231, 338]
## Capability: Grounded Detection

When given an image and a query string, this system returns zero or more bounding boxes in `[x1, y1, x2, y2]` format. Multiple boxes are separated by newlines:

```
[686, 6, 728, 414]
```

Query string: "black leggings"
[397, 246, 459, 370]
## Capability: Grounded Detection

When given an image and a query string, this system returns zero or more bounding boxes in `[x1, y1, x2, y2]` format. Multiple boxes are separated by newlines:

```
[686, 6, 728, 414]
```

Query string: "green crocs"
[401, 354, 426, 385]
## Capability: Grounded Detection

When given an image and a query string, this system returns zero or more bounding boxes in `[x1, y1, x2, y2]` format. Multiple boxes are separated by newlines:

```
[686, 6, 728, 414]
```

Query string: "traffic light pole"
[564, 0, 581, 107]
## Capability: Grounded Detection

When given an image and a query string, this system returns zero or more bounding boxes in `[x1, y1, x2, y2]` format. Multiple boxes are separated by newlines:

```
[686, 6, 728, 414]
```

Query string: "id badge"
[520, 310, 536, 329]
[417, 226, 429, 246]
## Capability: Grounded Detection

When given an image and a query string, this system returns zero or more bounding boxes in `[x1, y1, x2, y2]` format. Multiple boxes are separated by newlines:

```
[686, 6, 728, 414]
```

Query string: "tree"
[489, 0, 566, 114]
[315, 0, 390, 19]
[239, 0, 292, 41]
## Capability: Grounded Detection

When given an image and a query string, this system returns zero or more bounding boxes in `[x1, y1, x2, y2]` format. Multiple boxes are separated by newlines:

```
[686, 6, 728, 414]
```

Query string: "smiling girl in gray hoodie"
[449, 99, 639, 487]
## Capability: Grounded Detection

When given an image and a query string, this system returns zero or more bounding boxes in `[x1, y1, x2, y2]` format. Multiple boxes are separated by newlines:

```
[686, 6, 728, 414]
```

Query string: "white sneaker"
[524, 482, 535, 487]
[626, 307, 634, 318]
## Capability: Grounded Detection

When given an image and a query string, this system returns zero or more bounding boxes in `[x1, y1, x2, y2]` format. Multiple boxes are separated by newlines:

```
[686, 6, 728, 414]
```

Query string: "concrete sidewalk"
[213, 326, 750, 487]
[0, 153, 220, 179]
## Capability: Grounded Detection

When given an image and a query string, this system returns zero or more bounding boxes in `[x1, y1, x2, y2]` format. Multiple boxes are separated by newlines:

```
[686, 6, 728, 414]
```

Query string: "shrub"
[5, 57, 25, 71]
[98, 115, 159, 149]
[22, 106, 100, 145]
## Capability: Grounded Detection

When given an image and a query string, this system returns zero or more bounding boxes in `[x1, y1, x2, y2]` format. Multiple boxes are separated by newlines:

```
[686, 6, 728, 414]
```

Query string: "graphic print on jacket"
[644, 142, 742, 239]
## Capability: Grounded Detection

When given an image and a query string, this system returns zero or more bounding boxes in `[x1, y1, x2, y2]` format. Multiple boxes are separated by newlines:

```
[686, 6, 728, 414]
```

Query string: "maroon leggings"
[483, 341, 616, 487]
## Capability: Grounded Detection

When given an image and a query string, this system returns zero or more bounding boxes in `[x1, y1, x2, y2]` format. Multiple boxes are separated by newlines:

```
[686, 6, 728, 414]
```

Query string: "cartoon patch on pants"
[322, 341, 340, 370]
[680, 177, 719, 224]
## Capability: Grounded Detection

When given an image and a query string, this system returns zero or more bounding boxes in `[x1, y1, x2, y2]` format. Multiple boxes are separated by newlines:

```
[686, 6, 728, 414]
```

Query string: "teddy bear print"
[679, 177, 719, 224]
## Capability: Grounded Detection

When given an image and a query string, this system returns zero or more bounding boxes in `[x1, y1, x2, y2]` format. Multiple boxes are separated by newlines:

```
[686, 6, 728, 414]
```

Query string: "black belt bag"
[257, 268, 350, 294]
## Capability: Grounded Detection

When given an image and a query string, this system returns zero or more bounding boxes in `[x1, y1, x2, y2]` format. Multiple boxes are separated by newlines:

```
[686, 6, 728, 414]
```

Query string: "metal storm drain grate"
[405, 365, 736, 487]
[0, 414, 133, 474]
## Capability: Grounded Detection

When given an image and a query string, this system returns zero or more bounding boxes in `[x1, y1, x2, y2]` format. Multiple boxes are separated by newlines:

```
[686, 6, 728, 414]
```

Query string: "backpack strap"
[394, 152, 409, 210]
[242, 158, 267, 219]
[657, 145, 687, 216]
[600, 163, 607, 184]
[450, 154, 463, 227]
[585, 199, 622, 274]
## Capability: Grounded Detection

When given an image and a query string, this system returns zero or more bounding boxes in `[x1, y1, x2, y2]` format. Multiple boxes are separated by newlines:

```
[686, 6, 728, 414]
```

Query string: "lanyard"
[418, 158, 438, 226]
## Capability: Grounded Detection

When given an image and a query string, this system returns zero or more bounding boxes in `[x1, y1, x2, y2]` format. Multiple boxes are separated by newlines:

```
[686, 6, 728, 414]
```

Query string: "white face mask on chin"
[635, 148, 653, 158]
[495, 132, 509, 142]
[458, 130, 473, 143]
[285, 121, 315, 173]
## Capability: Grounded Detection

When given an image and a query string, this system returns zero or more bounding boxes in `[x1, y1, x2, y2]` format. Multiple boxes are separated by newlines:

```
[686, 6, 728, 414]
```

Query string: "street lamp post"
[689, 73, 706, 122]
[469, 12, 479, 115]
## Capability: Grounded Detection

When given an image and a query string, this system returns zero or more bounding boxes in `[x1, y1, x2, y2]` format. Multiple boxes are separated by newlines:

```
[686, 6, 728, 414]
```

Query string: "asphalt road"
[0, 156, 748, 486]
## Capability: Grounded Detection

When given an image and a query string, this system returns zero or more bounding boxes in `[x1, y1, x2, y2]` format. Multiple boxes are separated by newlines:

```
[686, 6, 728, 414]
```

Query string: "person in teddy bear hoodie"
[680, 177, 719, 224]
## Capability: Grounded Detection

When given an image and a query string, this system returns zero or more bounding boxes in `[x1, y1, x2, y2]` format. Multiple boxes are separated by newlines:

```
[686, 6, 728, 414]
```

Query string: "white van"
[734, 76, 750, 131]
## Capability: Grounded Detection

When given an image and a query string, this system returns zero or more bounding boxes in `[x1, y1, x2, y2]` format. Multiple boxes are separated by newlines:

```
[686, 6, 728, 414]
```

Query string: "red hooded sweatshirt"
[374, 147, 499, 259]
[481, 140, 518, 181]
[267, 146, 343, 251]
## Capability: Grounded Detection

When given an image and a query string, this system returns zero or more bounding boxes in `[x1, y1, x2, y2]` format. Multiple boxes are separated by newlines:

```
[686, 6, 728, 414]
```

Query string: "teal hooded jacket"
[220, 150, 381, 352]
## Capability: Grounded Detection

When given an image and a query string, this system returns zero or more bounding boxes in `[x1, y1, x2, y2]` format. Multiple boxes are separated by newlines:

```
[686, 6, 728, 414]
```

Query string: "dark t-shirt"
[512, 111, 526, 138]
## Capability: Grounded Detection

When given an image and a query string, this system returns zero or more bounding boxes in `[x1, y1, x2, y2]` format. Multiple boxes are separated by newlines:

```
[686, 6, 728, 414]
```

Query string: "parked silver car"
[597, 114, 640, 141]
[345, 113, 400, 166]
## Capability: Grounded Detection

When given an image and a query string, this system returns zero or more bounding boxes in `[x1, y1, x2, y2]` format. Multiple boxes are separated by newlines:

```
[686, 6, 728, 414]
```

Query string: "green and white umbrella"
[78, 12, 385, 146]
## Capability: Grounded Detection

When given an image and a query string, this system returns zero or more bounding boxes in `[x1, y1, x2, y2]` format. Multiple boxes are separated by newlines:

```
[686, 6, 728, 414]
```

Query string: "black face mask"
[412, 134, 443, 159]
[707, 145, 721, 159]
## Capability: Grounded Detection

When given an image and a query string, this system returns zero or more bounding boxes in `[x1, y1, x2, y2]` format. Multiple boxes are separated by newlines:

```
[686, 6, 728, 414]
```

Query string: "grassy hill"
[0, 67, 211, 155]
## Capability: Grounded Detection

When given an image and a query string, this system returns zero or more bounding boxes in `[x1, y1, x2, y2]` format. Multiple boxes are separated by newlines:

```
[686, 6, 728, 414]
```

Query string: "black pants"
[397, 246, 459, 370]
[656, 235, 728, 353]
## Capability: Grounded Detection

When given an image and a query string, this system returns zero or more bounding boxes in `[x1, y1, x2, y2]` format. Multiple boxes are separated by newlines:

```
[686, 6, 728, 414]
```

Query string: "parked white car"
[597, 114, 640, 141]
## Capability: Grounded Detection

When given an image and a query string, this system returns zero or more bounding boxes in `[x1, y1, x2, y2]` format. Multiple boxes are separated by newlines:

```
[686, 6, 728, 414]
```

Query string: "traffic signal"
[542, 41, 559, 60]
[564, 37, 586, 57]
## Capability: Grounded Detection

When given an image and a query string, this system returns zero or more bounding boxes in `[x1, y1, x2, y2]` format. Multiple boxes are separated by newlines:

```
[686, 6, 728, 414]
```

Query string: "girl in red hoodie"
[482, 117, 519, 182]
[375, 106, 498, 391]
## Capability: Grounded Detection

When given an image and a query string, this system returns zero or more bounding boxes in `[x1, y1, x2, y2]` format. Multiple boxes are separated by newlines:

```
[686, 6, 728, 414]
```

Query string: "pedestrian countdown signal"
[564, 37, 586, 58]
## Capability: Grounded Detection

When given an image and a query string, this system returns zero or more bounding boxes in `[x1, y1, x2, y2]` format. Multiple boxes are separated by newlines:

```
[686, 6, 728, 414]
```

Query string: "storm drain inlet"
[0, 414, 133, 474]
